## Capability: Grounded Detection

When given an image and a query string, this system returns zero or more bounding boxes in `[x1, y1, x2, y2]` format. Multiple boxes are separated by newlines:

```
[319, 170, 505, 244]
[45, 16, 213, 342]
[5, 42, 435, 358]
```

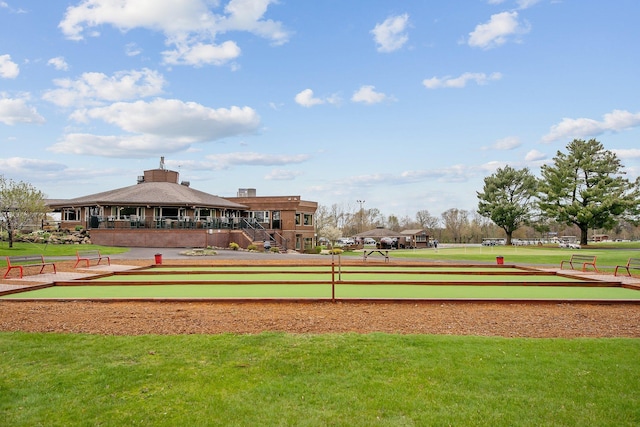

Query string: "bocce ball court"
[2, 262, 639, 302]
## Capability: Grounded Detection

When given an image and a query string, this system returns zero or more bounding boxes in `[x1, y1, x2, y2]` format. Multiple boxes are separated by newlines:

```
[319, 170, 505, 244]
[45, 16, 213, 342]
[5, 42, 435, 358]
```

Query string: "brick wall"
[90, 229, 246, 248]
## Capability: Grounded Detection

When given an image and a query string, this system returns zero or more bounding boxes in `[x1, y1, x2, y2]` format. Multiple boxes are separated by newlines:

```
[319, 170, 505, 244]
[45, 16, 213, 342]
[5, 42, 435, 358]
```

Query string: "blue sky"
[1, 0, 639, 219]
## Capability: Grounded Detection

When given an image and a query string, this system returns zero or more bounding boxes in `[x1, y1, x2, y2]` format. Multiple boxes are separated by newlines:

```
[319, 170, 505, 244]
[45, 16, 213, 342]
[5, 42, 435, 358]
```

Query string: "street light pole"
[356, 199, 365, 233]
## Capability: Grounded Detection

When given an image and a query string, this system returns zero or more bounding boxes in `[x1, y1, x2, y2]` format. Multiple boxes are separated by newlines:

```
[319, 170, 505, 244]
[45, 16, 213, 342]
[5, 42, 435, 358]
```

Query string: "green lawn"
[347, 245, 640, 272]
[0, 242, 128, 267]
[6, 283, 638, 300]
[1, 332, 638, 426]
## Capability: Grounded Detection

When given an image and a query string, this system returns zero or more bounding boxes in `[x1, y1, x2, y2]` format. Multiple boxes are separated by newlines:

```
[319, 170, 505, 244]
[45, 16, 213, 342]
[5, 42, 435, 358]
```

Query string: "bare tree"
[399, 215, 417, 230]
[365, 208, 385, 229]
[386, 215, 401, 231]
[441, 208, 469, 243]
[416, 209, 440, 232]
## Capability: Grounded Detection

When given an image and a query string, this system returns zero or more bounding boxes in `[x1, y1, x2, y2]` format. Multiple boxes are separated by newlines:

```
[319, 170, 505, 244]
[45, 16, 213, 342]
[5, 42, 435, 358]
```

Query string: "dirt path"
[2, 300, 639, 338]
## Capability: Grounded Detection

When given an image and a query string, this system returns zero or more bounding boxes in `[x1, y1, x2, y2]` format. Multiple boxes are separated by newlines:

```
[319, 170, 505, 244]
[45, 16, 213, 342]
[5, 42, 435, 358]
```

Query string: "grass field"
[367, 245, 640, 273]
[1, 332, 639, 426]
[5, 283, 639, 300]
[0, 242, 127, 262]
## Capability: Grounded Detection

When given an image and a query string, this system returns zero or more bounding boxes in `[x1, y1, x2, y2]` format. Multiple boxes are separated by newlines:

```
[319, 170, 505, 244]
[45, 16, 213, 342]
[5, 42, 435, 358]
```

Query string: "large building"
[47, 161, 318, 252]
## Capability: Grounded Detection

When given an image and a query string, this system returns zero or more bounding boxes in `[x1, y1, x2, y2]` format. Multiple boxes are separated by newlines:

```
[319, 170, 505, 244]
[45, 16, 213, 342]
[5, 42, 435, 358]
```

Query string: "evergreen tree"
[538, 139, 639, 245]
[477, 165, 538, 245]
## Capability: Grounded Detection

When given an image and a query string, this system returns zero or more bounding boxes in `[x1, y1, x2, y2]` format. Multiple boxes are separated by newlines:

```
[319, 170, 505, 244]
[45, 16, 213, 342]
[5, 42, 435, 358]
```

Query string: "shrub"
[75, 225, 84, 231]
[330, 248, 343, 255]
[247, 244, 257, 251]
[229, 242, 240, 251]
[270, 247, 280, 253]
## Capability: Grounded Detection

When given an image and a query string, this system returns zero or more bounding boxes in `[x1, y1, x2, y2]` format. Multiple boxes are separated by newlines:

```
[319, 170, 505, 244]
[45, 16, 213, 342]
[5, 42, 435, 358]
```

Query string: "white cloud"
[542, 109, 640, 142]
[0, 95, 45, 125]
[524, 149, 546, 162]
[125, 43, 142, 57]
[295, 89, 331, 107]
[265, 169, 303, 180]
[0, 54, 19, 78]
[218, 0, 290, 46]
[351, 85, 389, 104]
[0, 157, 66, 173]
[162, 40, 241, 67]
[479, 161, 509, 174]
[468, 11, 530, 49]
[399, 164, 476, 184]
[42, 68, 165, 107]
[613, 148, 640, 160]
[371, 13, 409, 53]
[173, 153, 310, 171]
[72, 99, 260, 140]
[210, 152, 309, 167]
[423, 72, 502, 89]
[517, 0, 542, 9]
[47, 56, 69, 71]
[489, 0, 540, 8]
[492, 136, 521, 150]
[50, 98, 261, 157]
[50, 133, 188, 158]
[59, 0, 290, 67]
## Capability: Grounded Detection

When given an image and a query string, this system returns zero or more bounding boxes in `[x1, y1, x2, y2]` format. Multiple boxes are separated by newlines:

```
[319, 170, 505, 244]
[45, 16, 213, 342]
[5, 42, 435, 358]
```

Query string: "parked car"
[336, 238, 355, 246]
[559, 241, 581, 249]
[378, 237, 397, 249]
[363, 238, 376, 245]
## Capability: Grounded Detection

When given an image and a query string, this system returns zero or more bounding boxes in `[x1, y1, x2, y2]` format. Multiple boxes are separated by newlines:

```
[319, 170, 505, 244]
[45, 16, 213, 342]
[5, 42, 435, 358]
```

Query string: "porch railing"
[239, 219, 288, 251]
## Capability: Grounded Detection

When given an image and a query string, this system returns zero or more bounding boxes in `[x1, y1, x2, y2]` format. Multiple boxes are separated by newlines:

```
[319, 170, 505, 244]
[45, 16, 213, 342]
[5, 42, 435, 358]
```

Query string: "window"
[111, 207, 143, 219]
[303, 213, 313, 226]
[304, 237, 314, 250]
[272, 211, 281, 229]
[155, 207, 179, 219]
[250, 211, 269, 222]
[295, 213, 301, 225]
[197, 209, 212, 219]
[63, 208, 79, 221]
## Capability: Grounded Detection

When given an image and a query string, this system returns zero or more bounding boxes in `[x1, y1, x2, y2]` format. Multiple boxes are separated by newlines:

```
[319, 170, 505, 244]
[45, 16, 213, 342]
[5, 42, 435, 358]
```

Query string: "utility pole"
[356, 199, 365, 233]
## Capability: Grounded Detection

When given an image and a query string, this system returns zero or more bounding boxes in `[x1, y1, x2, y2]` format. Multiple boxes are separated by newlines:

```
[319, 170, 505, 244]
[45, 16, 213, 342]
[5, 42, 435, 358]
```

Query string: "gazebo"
[354, 227, 403, 239]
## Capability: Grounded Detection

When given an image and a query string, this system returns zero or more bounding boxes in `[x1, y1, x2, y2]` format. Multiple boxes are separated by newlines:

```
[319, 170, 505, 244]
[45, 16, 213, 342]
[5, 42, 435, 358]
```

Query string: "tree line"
[316, 139, 640, 246]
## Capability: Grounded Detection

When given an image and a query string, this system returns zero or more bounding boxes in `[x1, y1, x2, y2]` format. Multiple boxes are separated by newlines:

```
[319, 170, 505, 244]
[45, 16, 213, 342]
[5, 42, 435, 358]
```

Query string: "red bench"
[560, 254, 598, 272]
[74, 250, 111, 268]
[614, 258, 640, 277]
[4, 255, 57, 279]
